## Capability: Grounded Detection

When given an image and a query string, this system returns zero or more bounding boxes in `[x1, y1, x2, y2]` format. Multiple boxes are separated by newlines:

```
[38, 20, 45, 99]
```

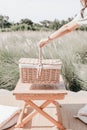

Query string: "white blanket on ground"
[75, 104, 87, 124]
[0, 105, 21, 130]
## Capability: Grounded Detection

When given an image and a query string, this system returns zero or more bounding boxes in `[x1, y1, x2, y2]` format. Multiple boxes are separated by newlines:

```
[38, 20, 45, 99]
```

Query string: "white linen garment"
[73, 8, 87, 26]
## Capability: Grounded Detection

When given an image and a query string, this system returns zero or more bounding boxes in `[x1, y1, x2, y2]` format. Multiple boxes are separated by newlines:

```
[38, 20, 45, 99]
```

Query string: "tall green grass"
[0, 31, 87, 91]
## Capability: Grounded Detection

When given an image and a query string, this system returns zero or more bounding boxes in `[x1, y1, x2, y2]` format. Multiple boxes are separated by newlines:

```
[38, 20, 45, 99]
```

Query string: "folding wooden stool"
[13, 79, 67, 130]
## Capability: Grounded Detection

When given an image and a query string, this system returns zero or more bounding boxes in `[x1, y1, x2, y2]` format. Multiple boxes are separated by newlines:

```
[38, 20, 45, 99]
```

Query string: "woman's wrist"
[48, 36, 53, 41]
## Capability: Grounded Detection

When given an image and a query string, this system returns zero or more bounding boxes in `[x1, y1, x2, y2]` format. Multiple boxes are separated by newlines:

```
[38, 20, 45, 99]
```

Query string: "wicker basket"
[19, 49, 62, 84]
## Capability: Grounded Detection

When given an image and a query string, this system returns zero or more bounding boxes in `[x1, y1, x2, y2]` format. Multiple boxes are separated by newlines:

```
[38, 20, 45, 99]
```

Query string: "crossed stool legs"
[15, 100, 65, 130]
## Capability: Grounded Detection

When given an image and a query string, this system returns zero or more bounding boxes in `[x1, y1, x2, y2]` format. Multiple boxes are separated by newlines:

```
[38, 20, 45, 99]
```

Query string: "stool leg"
[21, 100, 52, 126]
[52, 101, 63, 124]
[15, 100, 52, 128]
[15, 103, 27, 128]
[27, 100, 65, 130]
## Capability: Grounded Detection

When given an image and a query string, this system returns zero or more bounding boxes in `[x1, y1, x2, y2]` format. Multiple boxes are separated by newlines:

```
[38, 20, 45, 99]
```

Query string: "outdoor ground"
[1, 88, 87, 130]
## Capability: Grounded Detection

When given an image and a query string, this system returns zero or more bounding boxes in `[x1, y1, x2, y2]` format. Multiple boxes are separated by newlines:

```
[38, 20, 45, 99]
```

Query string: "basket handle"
[39, 48, 43, 65]
[36, 48, 43, 78]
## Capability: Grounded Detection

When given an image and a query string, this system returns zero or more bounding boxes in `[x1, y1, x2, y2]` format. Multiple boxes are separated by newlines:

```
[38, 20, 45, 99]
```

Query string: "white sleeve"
[73, 8, 87, 26]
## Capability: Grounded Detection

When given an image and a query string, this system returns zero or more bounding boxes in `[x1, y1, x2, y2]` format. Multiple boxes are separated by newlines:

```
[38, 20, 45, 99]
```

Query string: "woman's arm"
[48, 21, 80, 40]
[38, 21, 80, 48]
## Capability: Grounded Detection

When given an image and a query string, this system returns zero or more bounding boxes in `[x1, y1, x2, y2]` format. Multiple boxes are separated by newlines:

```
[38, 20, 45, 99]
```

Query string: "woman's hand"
[38, 38, 49, 48]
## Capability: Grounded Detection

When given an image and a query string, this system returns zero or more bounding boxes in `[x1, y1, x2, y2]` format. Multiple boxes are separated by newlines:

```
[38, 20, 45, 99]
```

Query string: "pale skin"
[38, 0, 86, 48]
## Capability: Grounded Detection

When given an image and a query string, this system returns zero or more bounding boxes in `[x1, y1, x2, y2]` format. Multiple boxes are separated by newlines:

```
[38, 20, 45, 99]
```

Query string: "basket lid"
[19, 58, 62, 65]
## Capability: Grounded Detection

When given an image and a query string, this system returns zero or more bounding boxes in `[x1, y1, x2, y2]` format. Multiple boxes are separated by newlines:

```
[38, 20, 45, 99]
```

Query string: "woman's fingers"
[38, 38, 48, 48]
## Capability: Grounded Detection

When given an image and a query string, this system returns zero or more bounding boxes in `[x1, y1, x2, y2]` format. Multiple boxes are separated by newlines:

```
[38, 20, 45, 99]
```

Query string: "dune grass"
[0, 31, 87, 91]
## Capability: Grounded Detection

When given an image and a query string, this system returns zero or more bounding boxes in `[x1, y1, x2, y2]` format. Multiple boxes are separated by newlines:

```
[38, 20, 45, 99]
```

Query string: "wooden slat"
[15, 94, 66, 100]
[13, 79, 66, 93]
[13, 79, 67, 100]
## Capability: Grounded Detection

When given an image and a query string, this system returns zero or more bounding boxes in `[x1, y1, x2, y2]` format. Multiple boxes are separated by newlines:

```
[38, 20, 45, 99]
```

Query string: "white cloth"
[78, 104, 87, 116]
[75, 104, 87, 124]
[73, 8, 87, 26]
[0, 105, 21, 130]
